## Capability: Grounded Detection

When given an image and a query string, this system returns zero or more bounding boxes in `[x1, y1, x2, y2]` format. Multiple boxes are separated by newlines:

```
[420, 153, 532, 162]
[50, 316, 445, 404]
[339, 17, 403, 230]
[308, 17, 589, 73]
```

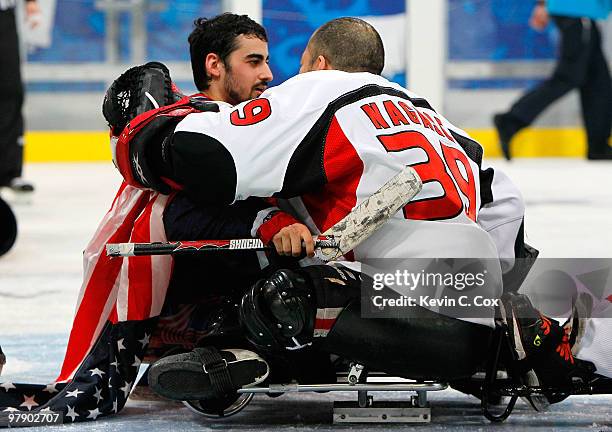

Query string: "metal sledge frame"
[183, 363, 448, 423]
[481, 323, 520, 422]
[182, 326, 612, 424]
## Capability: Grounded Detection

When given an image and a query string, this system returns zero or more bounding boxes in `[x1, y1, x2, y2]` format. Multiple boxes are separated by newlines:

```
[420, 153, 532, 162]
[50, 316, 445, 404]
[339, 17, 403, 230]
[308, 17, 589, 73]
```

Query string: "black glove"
[102, 61, 183, 136]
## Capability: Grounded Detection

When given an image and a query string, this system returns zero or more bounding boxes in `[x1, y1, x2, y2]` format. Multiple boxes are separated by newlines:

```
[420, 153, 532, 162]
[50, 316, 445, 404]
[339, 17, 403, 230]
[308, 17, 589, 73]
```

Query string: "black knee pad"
[240, 269, 315, 352]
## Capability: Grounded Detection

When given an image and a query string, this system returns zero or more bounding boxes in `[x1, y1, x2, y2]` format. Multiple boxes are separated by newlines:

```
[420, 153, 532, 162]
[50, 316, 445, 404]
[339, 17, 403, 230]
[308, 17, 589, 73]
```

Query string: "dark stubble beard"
[223, 62, 267, 105]
[223, 64, 248, 105]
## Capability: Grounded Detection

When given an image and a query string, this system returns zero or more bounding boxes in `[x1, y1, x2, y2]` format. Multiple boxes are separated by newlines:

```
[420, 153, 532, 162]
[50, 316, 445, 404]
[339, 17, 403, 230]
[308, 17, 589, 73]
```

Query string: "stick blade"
[318, 167, 422, 260]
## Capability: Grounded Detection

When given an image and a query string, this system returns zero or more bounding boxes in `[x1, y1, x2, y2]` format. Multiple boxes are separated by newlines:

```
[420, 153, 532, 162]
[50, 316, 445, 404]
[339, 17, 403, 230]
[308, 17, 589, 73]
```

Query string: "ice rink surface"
[1, 160, 611, 431]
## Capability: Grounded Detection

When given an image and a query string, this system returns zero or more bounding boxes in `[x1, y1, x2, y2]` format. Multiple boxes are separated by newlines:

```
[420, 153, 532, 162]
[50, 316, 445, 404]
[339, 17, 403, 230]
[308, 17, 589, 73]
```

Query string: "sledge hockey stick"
[106, 167, 423, 261]
[106, 238, 338, 257]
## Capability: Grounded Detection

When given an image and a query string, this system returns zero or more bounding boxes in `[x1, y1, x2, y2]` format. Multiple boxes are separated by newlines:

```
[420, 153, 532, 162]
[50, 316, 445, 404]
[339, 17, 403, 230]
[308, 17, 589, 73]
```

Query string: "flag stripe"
[127, 199, 154, 320]
[57, 185, 174, 383]
[116, 256, 130, 322]
[150, 195, 172, 316]
[58, 188, 151, 382]
[314, 317, 337, 331]
[75, 185, 147, 312]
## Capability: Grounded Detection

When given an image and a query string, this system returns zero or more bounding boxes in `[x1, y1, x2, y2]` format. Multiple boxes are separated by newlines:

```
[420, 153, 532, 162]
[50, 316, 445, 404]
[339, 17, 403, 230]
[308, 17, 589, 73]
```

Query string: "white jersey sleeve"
[478, 165, 526, 271]
[172, 70, 370, 203]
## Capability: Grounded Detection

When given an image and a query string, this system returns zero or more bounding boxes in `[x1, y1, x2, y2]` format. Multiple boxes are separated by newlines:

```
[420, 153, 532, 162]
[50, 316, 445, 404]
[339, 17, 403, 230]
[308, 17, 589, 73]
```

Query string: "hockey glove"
[103, 62, 219, 193]
[102, 61, 182, 136]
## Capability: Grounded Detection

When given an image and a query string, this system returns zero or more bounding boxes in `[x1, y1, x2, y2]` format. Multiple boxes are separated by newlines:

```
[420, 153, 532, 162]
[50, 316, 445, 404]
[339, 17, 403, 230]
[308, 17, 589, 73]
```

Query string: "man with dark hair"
[188, 13, 271, 104]
[139, 12, 315, 378]
[299, 17, 384, 75]
[166, 13, 314, 260]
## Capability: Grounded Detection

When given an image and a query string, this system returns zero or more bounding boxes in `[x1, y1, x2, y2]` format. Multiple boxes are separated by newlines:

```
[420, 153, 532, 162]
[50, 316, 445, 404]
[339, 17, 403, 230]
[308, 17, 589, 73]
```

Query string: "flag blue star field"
[1, 319, 156, 422]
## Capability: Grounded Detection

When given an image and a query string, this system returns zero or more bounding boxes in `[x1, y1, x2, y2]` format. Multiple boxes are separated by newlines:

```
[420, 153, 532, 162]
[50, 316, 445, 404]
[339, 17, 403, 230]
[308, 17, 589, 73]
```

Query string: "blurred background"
[15, 0, 612, 162]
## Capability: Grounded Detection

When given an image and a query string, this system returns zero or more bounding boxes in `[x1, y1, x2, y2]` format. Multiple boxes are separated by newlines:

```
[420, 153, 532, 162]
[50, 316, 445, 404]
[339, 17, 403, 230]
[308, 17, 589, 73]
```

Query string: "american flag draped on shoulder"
[0, 181, 173, 423]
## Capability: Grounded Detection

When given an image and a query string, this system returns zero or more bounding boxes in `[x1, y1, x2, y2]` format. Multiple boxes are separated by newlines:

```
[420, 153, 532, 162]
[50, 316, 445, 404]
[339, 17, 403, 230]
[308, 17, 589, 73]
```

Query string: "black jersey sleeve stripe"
[170, 131, 237, 205]
[480, 167, 494, 207]
[449, 130, 483, 167]
[410, 97, 435, 112]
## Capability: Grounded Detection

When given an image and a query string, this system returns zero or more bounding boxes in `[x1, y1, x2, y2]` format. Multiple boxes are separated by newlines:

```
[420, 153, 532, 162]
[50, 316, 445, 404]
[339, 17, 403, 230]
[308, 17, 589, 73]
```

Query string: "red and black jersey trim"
[448, 130, 494, 208]
[450, 130, 483, 167]
[277, 84, 426, 198]
[410, 97, 436, 112]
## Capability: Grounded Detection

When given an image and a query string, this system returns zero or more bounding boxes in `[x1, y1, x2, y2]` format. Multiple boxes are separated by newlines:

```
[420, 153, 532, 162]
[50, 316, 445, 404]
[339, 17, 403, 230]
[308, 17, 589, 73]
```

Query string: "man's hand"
[529, 4, 549, 31]
[272, 223, 315, 257]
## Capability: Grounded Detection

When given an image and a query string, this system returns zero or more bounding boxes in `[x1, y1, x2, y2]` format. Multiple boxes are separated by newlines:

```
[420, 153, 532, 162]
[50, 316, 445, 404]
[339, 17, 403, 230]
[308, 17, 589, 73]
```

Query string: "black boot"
[500, 293, 596, 410]
[493, 113, 526, 161]
[148, 347, 269, 402]
[587, 147, 612, 160]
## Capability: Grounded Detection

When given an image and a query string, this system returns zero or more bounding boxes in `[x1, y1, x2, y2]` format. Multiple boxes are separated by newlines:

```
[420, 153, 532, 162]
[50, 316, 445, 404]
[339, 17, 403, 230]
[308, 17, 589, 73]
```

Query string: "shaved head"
[304, 17, 384, 75]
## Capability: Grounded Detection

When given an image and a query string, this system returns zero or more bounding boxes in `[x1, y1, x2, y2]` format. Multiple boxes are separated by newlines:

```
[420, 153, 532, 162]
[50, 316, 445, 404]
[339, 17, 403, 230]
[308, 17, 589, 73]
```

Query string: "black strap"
[195, 347, 235, 396]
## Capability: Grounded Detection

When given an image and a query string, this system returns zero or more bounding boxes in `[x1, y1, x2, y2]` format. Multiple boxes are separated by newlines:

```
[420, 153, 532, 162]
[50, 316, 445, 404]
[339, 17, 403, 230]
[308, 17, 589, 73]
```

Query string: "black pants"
[508, 16, 612, 154]
[0, 7, 25, 186]
[303, 265, 494, 380]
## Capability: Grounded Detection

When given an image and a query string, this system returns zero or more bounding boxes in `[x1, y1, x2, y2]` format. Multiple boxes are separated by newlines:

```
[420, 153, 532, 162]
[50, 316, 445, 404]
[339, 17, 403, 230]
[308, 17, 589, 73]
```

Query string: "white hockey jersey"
[173, 71, 507, 257]
[171, 71, 510, 323]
